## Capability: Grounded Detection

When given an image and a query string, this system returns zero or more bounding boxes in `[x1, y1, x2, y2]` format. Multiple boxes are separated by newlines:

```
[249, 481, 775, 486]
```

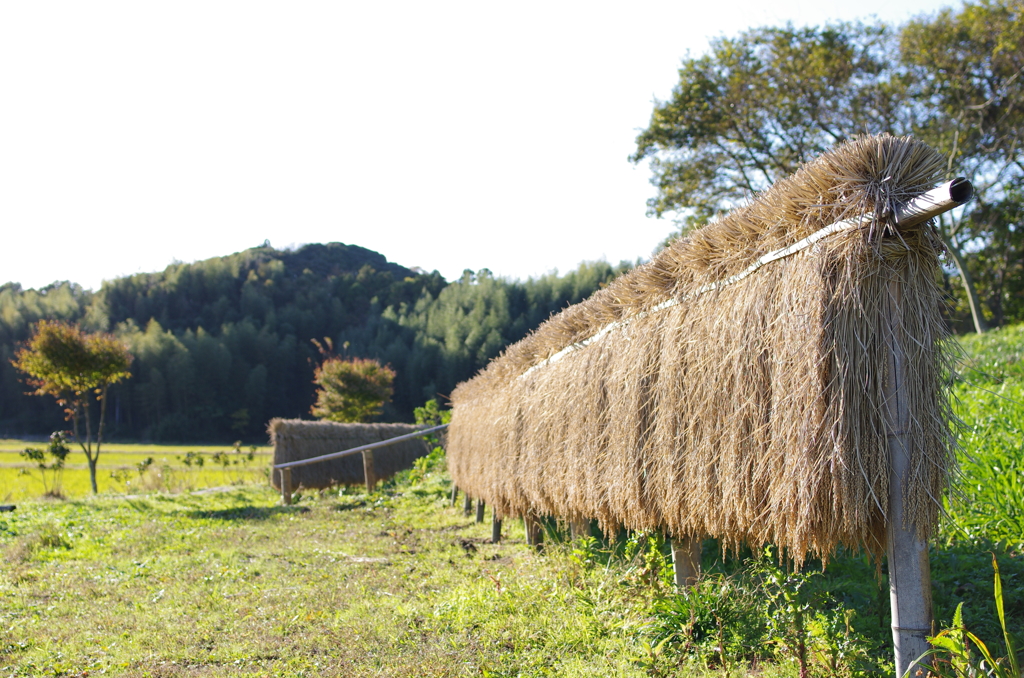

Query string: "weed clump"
[18, 432, 71, 499]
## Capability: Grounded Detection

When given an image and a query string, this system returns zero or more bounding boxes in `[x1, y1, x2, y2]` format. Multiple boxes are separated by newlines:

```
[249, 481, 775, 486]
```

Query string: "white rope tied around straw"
[521, 214, 872, 378]
[519, 178, 971, 379]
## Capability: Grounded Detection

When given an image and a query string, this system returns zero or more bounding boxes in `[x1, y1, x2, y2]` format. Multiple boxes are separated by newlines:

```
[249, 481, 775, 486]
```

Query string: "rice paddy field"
[0, 323, 1022, 677]
[0, 442, 273, 502]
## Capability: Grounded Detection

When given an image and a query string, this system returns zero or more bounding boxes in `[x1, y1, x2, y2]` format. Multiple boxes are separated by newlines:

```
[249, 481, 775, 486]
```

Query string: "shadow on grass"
[332, 500, 367, 511]
[185, 505, 311, 521]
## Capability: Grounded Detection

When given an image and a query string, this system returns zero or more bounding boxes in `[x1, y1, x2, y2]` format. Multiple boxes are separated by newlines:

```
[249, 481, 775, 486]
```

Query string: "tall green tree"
[12, 320, 133, 493]
[966, 193, 1024, 326]
[900, 0, 1024, 332]
[342, 261, 629, 416]
[631, 22, 911, 225]
[632, 3, 1023, 333]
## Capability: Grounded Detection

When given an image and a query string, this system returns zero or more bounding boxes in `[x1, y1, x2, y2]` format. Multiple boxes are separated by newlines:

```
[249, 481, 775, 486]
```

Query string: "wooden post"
[570, 518, 589, 540]
[463, 494, 473, 516]
[475, 499, 486, 524]
[450, 484, 459, 507]
[524, 515, 543, 550]
[491, 515, 502, 543]
[361, 449, 377, 493]
[280, 467, 292, 506]
[671, 536, 701, 588]
[884, 274, 933, 678]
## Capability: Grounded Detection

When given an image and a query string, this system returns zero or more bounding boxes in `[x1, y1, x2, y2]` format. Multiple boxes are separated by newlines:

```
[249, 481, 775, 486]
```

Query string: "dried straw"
[268, 419, 430, 490]
[447, 135, 957, 563]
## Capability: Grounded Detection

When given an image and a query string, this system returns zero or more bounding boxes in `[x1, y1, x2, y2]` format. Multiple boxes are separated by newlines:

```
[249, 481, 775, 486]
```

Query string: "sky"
[1, 0, 959, 291]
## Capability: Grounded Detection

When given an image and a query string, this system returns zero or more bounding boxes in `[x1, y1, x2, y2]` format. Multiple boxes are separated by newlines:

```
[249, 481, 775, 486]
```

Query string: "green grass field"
[1, 481, 695, 678]
[1, 462, 1021, 677]
[0, 324, 1021, 676]
[945, 323, 1024, 551]
[0, 442, 273, 503]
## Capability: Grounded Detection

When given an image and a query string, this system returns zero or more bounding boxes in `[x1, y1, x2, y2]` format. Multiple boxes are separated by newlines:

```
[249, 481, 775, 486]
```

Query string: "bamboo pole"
[671, 536, 701, 588]
[280, 467, 292, 506]
[881, 177, 972, 676]
[450, 484, 459, 507]
[491, 516, 502, 543]
[884, 274, 933, 678]
[475, 500, 486, 524]
[524, 515, 543, 550]
[463, 494, 473, 516]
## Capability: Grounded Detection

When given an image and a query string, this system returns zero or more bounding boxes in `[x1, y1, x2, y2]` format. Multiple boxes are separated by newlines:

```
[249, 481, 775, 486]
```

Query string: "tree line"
[3, 0, 1020, 441]
[0, 242, 627, 441]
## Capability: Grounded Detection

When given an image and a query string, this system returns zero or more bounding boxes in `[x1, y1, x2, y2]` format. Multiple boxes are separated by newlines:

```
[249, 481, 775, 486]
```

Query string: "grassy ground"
[0, 442, 273, 503]
[2, 468, 1022, 677]
[1, 478, 765, 678]
[947, 323, 1024, 551]
[1, 324, 1022, 676]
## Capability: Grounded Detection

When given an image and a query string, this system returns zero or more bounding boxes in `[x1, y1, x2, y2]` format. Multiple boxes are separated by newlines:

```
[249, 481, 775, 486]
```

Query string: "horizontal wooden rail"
[273, 423, 449, 470]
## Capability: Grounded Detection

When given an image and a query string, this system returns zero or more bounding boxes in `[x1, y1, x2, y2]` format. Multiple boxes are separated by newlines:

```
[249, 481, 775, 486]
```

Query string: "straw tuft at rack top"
[446, 134, 963, 563]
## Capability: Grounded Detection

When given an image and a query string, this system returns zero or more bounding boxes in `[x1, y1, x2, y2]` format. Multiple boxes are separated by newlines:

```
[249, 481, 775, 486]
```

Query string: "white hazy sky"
[2, 0, 957, 291]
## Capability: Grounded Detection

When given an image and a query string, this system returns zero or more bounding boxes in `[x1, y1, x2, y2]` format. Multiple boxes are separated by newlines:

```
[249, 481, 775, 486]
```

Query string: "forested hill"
[99, 242, 434, 334]
[0, 243, 627, 442]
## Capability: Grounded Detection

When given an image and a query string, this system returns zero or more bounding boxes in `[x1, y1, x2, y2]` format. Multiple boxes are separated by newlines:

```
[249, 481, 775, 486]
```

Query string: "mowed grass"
[0, 478, 739, 678]
[0, 442, 273, 503]
[3, 469, 1021, 677]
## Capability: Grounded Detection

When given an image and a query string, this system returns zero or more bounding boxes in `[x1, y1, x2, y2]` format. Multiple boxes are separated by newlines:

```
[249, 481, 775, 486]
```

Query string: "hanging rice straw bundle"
[446, 134, 958, 563]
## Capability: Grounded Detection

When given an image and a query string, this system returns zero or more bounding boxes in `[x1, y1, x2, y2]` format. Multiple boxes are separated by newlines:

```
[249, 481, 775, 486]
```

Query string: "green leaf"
[992, 553, 1021, 678]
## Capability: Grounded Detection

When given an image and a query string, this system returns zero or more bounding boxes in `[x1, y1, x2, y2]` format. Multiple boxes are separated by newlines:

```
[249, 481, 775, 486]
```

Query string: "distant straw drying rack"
[272, 423, 448, 504]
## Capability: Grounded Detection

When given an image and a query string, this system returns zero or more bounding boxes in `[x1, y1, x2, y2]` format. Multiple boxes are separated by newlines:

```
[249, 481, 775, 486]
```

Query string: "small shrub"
[311, 354, 395, 423]
[19, 432, 71, 498]
[178, 451, 205, 468]
[648, 573, 769, 669]
[406, 399, 453, 484]
[136, 457, 154, 477]
[622, 530, 674, 590]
